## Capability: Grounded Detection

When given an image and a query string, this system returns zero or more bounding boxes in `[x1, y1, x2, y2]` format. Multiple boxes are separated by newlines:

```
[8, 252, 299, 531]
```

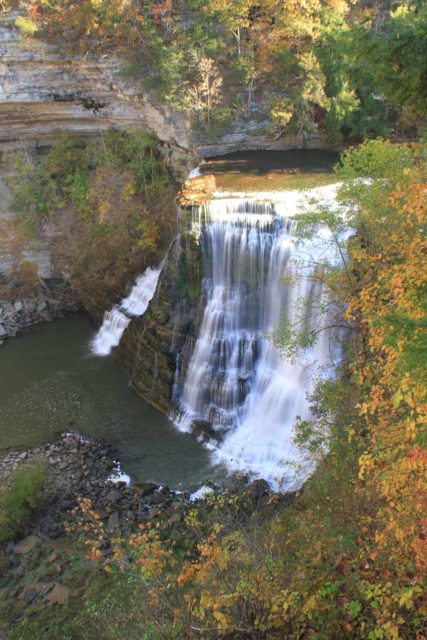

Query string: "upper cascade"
[91, 265, 163, 357]
[175, 184, 346, 490]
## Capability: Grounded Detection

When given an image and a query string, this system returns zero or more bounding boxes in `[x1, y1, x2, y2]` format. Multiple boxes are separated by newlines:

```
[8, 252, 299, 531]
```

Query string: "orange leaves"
[346, 143, 427, 599]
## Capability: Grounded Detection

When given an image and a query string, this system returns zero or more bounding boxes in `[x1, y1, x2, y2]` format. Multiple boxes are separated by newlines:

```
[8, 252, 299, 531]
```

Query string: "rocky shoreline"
[0, 431, 286, 631]
[0, 432, 279, 544]
[0, 281, 80, 345]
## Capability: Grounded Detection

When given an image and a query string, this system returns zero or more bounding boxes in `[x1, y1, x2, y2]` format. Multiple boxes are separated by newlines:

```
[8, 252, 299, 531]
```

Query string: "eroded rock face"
[0, 11, 194, 179]
[0, 11, 341, 180]
[116, 230, 203, 414]
[195, 125, 340, 158]
[0, 11, 195, 310]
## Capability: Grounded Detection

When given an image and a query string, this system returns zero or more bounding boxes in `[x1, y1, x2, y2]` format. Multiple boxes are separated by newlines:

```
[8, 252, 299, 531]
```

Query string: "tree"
[188, 55, 223, 123]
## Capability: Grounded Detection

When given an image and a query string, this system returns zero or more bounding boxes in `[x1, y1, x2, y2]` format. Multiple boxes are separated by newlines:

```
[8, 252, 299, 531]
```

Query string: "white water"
[187, 167, 202, 179]
[91, 265, 162, 356]
[176, 186, 345, 490]
[189, 485, 215, 501]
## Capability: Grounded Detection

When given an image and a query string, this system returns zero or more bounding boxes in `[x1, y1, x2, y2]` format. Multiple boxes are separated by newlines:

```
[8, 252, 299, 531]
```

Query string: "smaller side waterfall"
[91, 265, 162, 356]
[91, 309, 131, 356]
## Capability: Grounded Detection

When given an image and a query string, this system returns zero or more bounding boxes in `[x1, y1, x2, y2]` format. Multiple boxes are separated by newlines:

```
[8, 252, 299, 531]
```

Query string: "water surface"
[203, 149, 339, 191]
[0, 313, 214, 489]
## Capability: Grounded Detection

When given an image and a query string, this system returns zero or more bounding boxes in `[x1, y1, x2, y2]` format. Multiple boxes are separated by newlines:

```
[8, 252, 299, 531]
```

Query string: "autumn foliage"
[8, 1, 427, 139]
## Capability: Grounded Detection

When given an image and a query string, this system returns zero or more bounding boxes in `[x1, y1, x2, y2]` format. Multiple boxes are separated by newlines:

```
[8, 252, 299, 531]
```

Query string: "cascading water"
[175, 185, 344, 490]
[91, 265, 163, 356]
[91, 309, 132, 357]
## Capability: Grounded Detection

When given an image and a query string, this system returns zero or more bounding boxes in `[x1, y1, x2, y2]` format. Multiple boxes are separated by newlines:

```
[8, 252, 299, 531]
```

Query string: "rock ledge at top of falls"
[0, 11, 193, 178]
[195, 126, 342, 159]
[178, 174, 216, 207]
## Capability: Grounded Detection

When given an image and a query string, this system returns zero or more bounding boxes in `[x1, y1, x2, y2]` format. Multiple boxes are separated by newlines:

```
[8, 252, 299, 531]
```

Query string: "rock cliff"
[0, 11, 194, 179]
[116, 229, 202, 414]
[0, 10, 340, 180]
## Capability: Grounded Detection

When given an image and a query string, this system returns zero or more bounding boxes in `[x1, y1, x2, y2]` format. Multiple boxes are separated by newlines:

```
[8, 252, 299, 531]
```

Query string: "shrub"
[0, 462, 47, 542]
[15, 16, 38, 35]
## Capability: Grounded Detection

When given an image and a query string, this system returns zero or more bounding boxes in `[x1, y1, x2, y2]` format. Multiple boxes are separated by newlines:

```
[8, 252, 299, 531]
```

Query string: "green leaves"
[349, 600, 362, 617]
[0, 462, 47, 542]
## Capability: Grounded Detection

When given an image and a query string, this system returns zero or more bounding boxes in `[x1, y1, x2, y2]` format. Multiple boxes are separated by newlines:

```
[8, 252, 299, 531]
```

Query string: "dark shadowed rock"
[133, 482, 158, 498]
[108, 512, 120, 529]
[247, 479, 270, 504]
[105, 489, 122, 504]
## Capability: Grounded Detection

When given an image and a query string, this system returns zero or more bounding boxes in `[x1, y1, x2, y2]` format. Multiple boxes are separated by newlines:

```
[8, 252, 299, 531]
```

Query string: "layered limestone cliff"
[0, 11, 340, 179]
[196, 119, 340, 158]
[0, 11, 194, 179]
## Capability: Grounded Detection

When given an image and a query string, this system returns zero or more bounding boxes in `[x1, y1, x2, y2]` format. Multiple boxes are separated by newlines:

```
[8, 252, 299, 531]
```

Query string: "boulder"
[14, 535, 40, 555]
[105, 489, 122, 504]
[247, 479, 270, 504]
[22, 587, 37, 606]
[18, 582, 53, 602]
[178, 174, 216, 206]
[133, 482, 157, 498]
[108, 511, 120, 529]
[45, 583, 70, 605]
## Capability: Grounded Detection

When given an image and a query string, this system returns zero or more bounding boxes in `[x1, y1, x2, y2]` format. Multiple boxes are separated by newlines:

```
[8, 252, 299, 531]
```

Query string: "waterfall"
[91, 265, 162, 357]
[175, 186, 344, 490]
[91, 309, 132, 357]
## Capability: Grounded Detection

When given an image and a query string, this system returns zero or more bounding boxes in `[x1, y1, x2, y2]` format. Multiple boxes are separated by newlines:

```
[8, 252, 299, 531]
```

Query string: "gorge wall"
[116, 230, 203, 414]
[0, 9, 340, 289]
[0, 10, 340, 180]
[0, 11, 193, 179]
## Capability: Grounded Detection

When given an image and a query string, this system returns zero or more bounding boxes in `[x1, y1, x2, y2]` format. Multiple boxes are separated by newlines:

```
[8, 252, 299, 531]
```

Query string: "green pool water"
[0, 313, 215, 490]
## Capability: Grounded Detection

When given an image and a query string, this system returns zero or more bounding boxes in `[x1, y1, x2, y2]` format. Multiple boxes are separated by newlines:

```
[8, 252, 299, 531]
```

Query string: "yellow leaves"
[405, 418, 417, 441]
[270, 97, 294, 128]
[212, 609, 228, 629]
[302, 594, 318, 614]
[358, 402, 369, 416]
[347, 427, 356, 442]
[15, 16, 38, 35]
[397, 586, 422, 610]
[358, 453, 374, 480]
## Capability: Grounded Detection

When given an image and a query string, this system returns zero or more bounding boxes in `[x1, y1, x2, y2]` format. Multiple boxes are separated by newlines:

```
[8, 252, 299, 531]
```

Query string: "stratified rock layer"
[0, 11, 193, 179]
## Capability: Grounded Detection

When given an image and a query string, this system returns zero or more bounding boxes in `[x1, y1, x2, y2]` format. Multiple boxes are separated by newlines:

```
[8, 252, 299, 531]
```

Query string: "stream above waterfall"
[202, 149, 340, 192]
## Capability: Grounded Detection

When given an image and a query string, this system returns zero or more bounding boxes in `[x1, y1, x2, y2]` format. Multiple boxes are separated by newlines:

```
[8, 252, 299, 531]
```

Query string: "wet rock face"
[116, 230, 203, 414]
